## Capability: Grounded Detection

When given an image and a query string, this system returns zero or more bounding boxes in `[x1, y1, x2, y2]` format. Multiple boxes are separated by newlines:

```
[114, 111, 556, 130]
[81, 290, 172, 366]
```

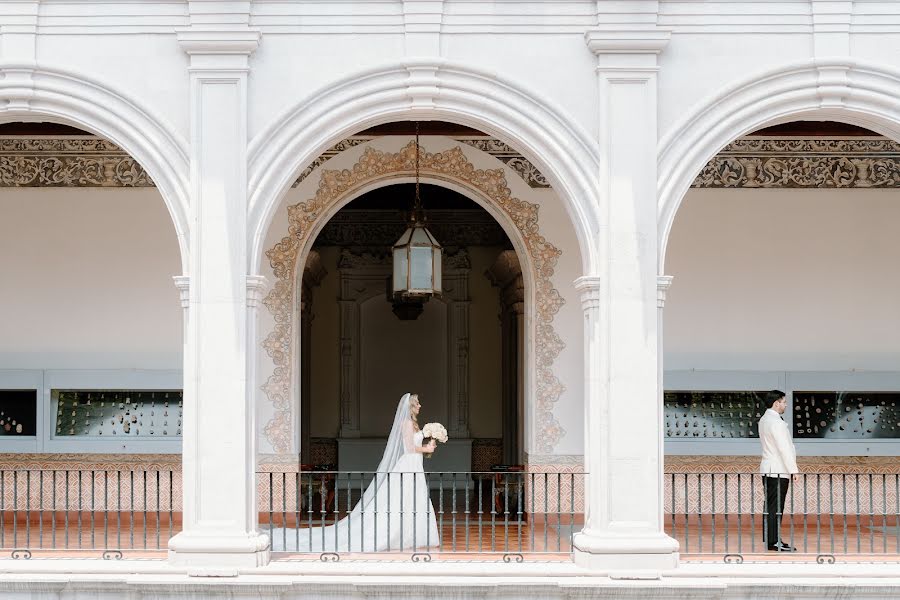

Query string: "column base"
[168, 529, 270, 571]
[573, 529, 679, 575]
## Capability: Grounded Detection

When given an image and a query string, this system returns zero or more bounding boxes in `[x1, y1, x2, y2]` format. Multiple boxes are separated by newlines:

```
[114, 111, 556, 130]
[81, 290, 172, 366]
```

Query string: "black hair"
[764, 390, 786, 410]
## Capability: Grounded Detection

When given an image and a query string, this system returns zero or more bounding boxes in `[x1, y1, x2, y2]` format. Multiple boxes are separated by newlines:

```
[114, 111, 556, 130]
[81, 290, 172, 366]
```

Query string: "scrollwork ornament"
[0, 138, 153, 187]
[261, 142, 566, 453]
[692, 137, 900, 188]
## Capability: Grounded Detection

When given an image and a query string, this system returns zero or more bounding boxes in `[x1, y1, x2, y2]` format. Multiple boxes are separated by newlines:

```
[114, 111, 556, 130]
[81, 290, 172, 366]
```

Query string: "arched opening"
[0, 120, 186, 549]
[299, 182, 523, 476]
[661, 118, 900, 556]
[255, 120, 586, 555]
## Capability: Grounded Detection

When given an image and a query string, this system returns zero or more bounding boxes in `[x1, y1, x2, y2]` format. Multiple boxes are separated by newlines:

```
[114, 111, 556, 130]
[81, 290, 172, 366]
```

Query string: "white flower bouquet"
[421, 422, 448, 457]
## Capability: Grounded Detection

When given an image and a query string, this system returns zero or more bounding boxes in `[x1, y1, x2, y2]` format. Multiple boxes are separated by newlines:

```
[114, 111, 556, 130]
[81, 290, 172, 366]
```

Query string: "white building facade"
[2, 0, 900, 596]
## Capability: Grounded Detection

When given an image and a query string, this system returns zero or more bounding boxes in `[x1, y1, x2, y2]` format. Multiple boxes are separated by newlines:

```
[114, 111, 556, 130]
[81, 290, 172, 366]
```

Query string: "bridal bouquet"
[421, 422, 448, 458]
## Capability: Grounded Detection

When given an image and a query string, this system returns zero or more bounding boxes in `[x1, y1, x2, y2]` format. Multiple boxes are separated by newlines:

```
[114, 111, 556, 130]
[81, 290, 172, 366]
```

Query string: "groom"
[758, 390, 799, 552]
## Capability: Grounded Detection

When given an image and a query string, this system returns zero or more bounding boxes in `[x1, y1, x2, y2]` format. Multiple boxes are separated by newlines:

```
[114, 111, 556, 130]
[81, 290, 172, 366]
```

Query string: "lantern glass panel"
[410, 246, 433, 290]
[393, 245, 409, 292]
[433, 246, 442, 292]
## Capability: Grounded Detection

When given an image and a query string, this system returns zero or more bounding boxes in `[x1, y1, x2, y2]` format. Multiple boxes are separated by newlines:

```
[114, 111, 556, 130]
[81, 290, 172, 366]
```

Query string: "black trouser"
[763, 475, 790, 547]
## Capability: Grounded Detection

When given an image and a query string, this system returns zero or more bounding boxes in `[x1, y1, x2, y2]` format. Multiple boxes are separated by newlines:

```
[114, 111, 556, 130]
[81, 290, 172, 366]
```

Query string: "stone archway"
[260, 141, 567, 456]
[246, 61, 600, 278]
[657, 58, 900, 269]
[0, 63, 190, 269]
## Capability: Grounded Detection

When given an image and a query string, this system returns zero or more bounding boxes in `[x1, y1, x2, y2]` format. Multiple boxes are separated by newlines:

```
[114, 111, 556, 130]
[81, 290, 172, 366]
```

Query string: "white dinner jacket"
[758, 408, 799, 478]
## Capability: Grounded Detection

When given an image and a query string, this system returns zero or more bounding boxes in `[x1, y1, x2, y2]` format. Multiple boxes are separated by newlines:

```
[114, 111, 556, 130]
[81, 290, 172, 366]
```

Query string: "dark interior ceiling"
[356, 121, 487, 136]
[748, 121, 881, 136]
[344, 183, 483, 211]
[0, 119, 880, 139]
[0, 122, 94, 135]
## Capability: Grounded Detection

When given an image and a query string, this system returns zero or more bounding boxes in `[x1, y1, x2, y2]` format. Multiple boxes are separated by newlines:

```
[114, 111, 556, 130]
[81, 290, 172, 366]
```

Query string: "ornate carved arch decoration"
[261, 141, 566, 454]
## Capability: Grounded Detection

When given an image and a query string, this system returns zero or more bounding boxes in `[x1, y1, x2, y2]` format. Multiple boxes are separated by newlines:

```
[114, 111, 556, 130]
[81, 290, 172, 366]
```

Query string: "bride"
[270, 393, 440, 552]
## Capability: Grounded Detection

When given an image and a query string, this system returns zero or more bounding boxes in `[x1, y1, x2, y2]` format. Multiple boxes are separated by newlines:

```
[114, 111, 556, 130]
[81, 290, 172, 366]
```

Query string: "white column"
[167, 29, 269, 570]
[572, 26, 679, 574]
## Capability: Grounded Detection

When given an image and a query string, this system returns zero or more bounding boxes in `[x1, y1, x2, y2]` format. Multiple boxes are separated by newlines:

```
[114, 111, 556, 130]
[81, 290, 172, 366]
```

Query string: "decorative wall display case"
[792, 391, 900, 439]
[52, 390, 183, 439]
[664, 391, 767, 439]
[0, 390, 37, 437]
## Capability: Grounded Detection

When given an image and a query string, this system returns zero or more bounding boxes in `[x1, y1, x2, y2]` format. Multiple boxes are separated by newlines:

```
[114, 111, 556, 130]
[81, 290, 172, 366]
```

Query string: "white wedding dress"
[270, 394, 440, 553]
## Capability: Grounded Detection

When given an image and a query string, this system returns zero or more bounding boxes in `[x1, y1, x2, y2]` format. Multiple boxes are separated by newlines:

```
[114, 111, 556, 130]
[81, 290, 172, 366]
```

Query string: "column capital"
[177, 30, 260, 56]
[246, 275, 268, 308]
[173, 275, 191, 309]
[656, 275, 674, 308]
[585, 28, 670, 73]
[574, 275, 603, 312]
[177, 30, 260, 71]
[584, 29, 671, 56]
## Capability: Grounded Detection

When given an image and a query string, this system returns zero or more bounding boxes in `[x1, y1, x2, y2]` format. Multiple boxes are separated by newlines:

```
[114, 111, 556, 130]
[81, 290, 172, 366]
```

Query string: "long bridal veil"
[269, 392, 415, 552]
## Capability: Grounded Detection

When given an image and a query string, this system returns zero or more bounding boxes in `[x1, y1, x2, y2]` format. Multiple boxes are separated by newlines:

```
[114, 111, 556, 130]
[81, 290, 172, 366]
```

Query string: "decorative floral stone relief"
[262, 141, 566, 454]
[0, 138, 153, 187]
[293, 136, 551, 189]
[692, 138, 900, 188]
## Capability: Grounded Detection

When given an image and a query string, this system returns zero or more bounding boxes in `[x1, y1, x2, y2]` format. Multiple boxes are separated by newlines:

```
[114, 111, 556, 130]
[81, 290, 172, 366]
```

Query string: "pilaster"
[573, 18, 678, 574]
[168, 23, 268, 570]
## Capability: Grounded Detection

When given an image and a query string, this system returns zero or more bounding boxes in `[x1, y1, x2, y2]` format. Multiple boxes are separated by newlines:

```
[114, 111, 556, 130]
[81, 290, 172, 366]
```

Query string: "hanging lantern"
[391, 123, 443, 300]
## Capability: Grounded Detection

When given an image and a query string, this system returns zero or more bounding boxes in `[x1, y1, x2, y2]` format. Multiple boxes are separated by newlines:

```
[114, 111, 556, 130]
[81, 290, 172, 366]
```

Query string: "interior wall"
[359, 295, 448, 436]
[665, 188, 900, 371]
[307, 245, 504, 439]
[0, 188, 182, 370]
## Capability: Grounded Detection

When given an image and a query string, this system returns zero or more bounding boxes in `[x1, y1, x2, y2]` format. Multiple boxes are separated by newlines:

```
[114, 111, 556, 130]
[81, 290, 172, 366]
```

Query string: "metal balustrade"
[666, 472, 900, 562]
[1, 466, 894, 563]
[0, 468, 180, 559]
[258, 470, 585, 560]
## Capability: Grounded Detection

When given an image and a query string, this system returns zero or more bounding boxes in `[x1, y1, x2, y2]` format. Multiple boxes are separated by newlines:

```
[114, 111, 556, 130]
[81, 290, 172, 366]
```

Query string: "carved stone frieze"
[0, 137, 153, 187]
[293, 138, 372, 186]
[455, 138, 550, 188]
[692, 137, 900, 188]
[294, 136, 551, 189]
[262, 141, 566, 454]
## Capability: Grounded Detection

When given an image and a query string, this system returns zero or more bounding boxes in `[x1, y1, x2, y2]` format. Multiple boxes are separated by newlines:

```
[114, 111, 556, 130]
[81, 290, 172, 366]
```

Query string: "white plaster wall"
[0, 188, 182, 370]
[657, 33, 813, 139]
[247, 35, 406, 139]
[665, 188, 900, 372]
[255, 136, 584, 456]
[35, 34, 189, 144]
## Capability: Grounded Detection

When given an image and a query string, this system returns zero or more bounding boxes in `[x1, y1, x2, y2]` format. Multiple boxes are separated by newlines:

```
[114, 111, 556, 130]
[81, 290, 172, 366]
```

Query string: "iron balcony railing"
[666, 472, 900, 562]
[259, 470, 584, 560]
[0, 468, 180, 559]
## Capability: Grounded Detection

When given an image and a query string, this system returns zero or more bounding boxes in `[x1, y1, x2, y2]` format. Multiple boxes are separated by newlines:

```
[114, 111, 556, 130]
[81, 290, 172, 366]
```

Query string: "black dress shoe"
[769, 542, 797, 552]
